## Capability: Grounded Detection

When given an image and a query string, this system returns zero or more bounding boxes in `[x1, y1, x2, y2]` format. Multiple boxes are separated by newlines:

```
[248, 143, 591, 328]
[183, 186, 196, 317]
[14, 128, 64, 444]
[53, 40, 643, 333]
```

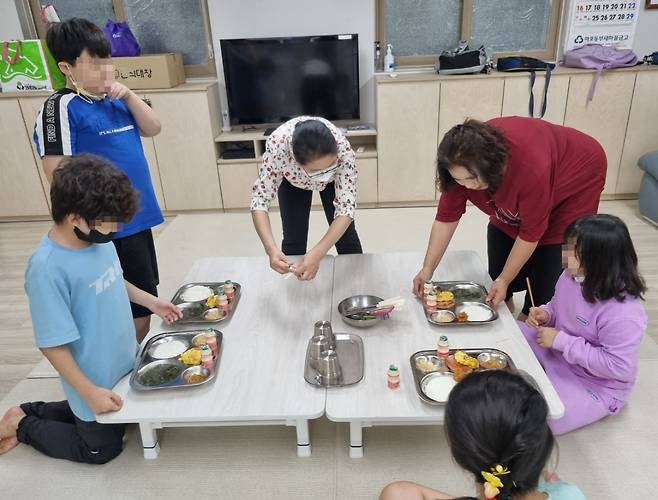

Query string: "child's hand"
[107, 81, 132, 101]
[536, 327, 559, 348]
[150, 298, 183, 324]
[87, 387, 123, 414]
[526, 307, 550, 328]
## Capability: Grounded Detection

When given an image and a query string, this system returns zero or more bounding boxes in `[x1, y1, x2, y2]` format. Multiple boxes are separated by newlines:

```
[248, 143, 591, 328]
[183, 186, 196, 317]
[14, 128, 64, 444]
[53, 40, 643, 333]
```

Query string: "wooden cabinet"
[147, 89, 222, 210]
[563, 73, 636, 194]
[438, 79, 504, 140]
[377, 81, 439, 202]
[357, 157, 378, 204]
[139, 136, 166, 210]
[501, 75, 569, 125]
[0, 100, 49, 217]
[18, 96, 51, 209]
[617, 71, 658, 194]
[218, 162, 258, 209]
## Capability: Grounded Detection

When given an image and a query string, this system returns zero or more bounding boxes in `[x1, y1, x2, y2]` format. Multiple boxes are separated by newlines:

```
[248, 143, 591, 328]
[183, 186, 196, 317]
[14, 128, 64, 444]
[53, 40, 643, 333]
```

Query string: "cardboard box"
[113, 53, 185, 89]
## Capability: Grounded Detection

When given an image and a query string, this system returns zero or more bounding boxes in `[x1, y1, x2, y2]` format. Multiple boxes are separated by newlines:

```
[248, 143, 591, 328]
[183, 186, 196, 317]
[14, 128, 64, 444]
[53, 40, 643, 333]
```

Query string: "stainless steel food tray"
[422, 281, 498, 326]
[409, 348, 515, 406]
[129, 329, 223, 391]
[304, 333, 364, 388]
[171, 282, 241, 324]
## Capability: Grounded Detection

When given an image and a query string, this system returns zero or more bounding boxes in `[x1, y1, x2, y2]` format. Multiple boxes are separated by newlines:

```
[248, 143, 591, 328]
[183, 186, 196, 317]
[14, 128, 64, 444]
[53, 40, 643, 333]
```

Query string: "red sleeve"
[517, 170, 551, 242]
[435, 186, 467, 222]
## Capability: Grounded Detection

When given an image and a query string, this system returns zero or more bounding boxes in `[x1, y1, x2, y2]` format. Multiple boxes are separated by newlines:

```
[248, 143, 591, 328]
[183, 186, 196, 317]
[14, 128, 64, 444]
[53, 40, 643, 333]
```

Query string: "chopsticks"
[525, 277, 536, 308]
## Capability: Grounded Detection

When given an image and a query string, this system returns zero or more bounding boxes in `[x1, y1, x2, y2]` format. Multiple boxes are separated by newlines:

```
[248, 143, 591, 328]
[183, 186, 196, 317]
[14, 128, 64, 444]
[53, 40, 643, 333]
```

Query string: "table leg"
[139, 422, 160, 460]
[349, 421, 363, 458]
[295, 419, 311, 457]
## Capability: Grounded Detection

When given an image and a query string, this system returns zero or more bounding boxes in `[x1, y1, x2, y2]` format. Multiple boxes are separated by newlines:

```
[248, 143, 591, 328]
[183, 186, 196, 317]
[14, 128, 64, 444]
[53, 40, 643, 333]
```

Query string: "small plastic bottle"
[426, 290, 437, 312]
[223, 280, 236, 301]
[423, 280, 433, 300]
[201, 344, 214, 369]
[384, 44, 395, 72]
[204, 329, 218, 357]
[218, 292, 229, 314]
[387, 364, 400, 390]
[437, 335, 450, 359]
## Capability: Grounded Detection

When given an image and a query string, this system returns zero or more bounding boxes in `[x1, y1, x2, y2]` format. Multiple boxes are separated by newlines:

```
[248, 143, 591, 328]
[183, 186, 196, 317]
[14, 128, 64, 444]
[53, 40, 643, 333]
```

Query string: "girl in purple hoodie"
[519, 214, 647, 435]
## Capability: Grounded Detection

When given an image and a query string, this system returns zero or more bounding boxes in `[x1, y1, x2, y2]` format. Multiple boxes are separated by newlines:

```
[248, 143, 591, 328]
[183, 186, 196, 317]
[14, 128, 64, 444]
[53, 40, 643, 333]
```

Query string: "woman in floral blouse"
[251, 117, 362, 280]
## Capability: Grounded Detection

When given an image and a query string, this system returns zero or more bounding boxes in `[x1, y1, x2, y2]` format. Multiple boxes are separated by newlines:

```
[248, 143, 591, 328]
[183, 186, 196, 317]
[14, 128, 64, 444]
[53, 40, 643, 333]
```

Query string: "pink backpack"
[563, 44, 638, 102]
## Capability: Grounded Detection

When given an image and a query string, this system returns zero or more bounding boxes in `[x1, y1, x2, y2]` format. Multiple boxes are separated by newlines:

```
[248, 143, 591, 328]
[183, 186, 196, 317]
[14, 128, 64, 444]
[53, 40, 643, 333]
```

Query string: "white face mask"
[308, 170, 336, 183]
[574, 275, 585, 283]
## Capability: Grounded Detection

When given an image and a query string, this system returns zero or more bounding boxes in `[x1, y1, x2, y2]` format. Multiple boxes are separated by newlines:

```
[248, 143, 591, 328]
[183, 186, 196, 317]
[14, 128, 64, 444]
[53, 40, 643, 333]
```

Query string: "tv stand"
[214, 123, 378, 208]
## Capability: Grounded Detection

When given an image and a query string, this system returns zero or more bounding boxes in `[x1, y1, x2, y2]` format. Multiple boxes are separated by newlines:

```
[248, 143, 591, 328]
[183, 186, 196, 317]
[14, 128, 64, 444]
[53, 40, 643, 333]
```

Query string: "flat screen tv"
[220, 34, 360, 125]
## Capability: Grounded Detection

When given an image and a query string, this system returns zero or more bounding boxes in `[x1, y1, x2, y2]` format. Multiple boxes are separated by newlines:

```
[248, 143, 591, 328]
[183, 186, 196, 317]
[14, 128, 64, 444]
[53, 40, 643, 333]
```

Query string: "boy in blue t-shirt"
[33, 18, 165, 341]
[0, 155, 181, 463]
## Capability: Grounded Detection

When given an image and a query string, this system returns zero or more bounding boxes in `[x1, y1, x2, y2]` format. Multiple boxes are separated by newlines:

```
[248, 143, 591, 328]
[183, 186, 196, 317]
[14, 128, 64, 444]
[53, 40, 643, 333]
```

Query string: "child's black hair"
[564, 214, 646, 303]
[46, 18, 111, 65]
[50, 154, 138, 224]
[445, 370, 554, 500]
[291, 119, 338, 166]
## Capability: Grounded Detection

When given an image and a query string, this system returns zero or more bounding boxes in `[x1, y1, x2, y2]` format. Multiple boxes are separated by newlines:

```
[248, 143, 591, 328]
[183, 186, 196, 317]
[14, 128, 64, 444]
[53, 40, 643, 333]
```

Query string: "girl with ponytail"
[380, 371, 585, 500]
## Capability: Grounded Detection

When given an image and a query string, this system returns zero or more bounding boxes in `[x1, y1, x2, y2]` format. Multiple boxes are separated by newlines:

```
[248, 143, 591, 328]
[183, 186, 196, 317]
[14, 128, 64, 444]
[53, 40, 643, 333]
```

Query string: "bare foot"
[0, 406, 25, 439]
[0, 436, 19, 455]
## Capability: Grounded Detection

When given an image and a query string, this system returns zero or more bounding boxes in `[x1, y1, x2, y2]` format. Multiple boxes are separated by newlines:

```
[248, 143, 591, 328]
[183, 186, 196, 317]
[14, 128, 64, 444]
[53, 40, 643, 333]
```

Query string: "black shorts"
[113, 229, 159, 318]
[487, 224, 562, 315]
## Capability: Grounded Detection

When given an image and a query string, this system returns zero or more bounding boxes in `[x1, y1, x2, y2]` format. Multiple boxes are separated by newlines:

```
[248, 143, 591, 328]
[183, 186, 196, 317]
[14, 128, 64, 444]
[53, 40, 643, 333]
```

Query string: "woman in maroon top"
[412, 117, 606, 318]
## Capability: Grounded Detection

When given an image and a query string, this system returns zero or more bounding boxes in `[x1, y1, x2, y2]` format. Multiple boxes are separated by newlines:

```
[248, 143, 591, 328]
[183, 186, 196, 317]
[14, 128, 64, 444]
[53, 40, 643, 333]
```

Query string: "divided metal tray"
[171, 282, 241, 324]
[304, 333, 364, 388]
[409, 348, 515, 406]
[129, 329, 223, 391]
[422, 281, 498, 326]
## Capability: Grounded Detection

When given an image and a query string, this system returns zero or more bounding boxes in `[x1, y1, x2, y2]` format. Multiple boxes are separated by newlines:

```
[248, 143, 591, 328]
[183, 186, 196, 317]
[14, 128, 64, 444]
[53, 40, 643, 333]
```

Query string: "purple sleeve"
[552, 317, 645, 382]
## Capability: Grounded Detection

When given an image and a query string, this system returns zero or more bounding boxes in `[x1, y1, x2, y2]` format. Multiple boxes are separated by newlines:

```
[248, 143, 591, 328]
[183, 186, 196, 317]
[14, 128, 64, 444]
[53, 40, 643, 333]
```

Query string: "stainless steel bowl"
[337, 295, 384, 328]
[182, 365, 211, 385]
[430, 310, 456, 323]
[477, 351, 508, 370]
[420, 371, 456, 403]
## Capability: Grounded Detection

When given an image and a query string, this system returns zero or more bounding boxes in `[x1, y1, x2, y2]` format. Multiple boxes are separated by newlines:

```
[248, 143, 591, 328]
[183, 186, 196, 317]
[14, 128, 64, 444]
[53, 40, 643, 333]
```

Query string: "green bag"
[1, 40, 66, 92]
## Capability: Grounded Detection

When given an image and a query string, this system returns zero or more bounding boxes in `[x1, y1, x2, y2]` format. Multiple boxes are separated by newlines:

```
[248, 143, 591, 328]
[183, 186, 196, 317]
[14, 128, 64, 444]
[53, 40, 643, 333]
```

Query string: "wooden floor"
[0, 201, 655, 401]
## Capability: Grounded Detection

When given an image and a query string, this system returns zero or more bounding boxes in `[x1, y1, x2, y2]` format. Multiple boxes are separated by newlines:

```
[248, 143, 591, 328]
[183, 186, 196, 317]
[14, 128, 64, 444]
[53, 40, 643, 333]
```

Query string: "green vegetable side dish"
[449, 287, 486, 302]
[138, 364, 183, 386]
[182, 303, 204, 319]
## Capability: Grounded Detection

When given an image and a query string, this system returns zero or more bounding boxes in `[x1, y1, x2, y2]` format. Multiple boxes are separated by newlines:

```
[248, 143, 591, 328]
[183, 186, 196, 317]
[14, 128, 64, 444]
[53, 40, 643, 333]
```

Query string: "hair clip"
[481, 465, 511, 500]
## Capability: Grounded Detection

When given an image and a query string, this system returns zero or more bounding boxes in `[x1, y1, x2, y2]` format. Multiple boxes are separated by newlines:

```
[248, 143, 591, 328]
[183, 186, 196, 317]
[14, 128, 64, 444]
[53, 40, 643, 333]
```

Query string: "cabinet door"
[356, 158, 378, 204]
[501, 75, 569, 125]
[218, 163, 258, 209]
[438, 79, 504, 140]
[563, 73, 635, 194]
[617, 71, 658, 194]
[0, 99, 49, 217]
[148, 91, 222, 210]
[18, 96, 51, 208]
[377, 81, 440, 202]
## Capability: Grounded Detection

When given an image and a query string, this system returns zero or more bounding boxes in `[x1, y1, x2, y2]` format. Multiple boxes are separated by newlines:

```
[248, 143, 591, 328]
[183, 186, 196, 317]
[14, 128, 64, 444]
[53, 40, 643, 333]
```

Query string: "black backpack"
[497, 56, 555, 119]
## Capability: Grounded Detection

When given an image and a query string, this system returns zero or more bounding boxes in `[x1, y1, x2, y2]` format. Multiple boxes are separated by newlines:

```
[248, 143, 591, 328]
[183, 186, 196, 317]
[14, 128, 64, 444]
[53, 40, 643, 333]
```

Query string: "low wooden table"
[98, 256, 331, 459]
[325, 251, 565, 457]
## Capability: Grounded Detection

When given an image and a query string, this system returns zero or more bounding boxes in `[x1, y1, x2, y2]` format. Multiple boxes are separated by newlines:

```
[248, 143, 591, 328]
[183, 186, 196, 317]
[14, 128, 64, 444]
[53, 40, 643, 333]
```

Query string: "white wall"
[207, 0, 376, 123]
[634, 7, 658, 57]
[0, 0, 24, 40]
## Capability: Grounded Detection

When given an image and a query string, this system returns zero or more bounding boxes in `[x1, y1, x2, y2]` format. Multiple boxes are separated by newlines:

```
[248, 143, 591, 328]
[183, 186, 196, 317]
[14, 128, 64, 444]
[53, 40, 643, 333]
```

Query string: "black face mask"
[74, 226, 116, 244]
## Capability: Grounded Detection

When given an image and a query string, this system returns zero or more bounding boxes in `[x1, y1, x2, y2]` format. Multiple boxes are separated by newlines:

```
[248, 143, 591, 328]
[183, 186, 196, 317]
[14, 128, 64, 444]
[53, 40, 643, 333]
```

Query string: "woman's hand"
[412, 267, 433, 297]
[526, 307, 550, 328]
[486, 277, 509, 306]
[268, 248, 293, 274]
[150, 298, 183, 324]
[536, 327, 559, 349]
[294, 249, 323, 281]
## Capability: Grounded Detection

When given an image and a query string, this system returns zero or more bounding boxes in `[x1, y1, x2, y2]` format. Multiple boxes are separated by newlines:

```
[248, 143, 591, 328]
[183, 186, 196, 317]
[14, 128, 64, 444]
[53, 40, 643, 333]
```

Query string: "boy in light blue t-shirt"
[0, 154, 181, 464]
